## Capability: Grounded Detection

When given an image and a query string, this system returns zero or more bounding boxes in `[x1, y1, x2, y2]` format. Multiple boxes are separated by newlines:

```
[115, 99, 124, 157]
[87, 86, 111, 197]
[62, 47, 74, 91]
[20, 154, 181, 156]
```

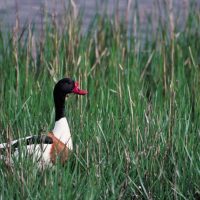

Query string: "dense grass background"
[0, 1, 200, 199]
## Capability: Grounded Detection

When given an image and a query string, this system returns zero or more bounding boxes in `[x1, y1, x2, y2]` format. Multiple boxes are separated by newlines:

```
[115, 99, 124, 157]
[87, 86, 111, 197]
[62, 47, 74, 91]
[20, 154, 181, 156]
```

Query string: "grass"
[0, 1, 200, 199]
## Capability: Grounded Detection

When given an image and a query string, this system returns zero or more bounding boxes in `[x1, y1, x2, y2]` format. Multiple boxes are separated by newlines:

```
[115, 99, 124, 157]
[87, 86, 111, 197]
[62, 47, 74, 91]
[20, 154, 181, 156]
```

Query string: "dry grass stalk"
[5, 126, 12, 168]
[13, 0, 20, 100]
[167, 0, 175, 147]
[25, 24, 31, 86]
[125, 0, 132, 27]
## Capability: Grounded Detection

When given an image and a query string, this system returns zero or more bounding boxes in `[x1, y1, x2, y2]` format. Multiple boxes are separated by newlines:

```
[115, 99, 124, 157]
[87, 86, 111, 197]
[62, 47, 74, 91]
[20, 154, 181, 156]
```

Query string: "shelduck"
[0, 78, 88, 169]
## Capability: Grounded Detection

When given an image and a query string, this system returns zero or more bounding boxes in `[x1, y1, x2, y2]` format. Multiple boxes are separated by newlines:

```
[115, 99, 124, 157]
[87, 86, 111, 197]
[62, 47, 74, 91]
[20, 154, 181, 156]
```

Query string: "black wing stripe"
[12, 135, 53, 149]
[26, 135, 53, 145]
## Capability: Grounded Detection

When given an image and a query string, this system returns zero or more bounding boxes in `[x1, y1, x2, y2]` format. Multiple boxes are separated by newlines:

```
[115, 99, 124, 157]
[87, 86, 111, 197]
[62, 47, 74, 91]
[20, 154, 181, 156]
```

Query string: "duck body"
[0, 78, 88, 169]
[0, 134, 55, 169]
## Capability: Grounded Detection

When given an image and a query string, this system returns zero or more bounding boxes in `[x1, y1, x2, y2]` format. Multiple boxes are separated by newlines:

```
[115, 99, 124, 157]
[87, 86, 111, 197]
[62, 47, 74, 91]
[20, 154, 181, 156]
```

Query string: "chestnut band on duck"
[0, 77, 88, 169]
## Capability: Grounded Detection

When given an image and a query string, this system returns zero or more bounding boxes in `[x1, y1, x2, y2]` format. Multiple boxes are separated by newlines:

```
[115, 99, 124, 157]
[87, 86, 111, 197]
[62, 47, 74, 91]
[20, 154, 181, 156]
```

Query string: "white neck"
[52, 117, 73, 150]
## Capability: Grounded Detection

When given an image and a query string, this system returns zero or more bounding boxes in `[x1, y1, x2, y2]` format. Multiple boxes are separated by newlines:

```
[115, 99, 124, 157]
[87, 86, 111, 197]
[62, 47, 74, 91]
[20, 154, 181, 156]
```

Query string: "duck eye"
[65, 80, 70, 84]
[66, 79, 74, 85]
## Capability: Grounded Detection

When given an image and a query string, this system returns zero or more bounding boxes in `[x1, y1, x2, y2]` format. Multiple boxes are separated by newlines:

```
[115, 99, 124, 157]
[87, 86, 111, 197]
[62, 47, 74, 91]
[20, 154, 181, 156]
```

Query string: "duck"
[0, 78, 88, 169]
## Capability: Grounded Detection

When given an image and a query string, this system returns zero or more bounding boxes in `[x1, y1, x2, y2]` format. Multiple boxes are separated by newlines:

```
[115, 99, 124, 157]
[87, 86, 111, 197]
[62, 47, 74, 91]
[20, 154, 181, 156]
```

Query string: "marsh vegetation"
[0, 1, 200, 199]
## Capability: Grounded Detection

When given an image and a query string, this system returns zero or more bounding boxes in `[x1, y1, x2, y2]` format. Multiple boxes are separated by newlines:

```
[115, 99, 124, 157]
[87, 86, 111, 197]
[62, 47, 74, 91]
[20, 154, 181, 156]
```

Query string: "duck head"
[54, 78, 88, 97]
[53, 78, 88, 121]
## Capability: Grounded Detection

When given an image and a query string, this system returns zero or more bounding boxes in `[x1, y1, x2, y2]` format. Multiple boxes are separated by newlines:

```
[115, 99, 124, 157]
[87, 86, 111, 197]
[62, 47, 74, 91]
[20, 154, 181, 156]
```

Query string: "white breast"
[52, 117, 73, 150]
